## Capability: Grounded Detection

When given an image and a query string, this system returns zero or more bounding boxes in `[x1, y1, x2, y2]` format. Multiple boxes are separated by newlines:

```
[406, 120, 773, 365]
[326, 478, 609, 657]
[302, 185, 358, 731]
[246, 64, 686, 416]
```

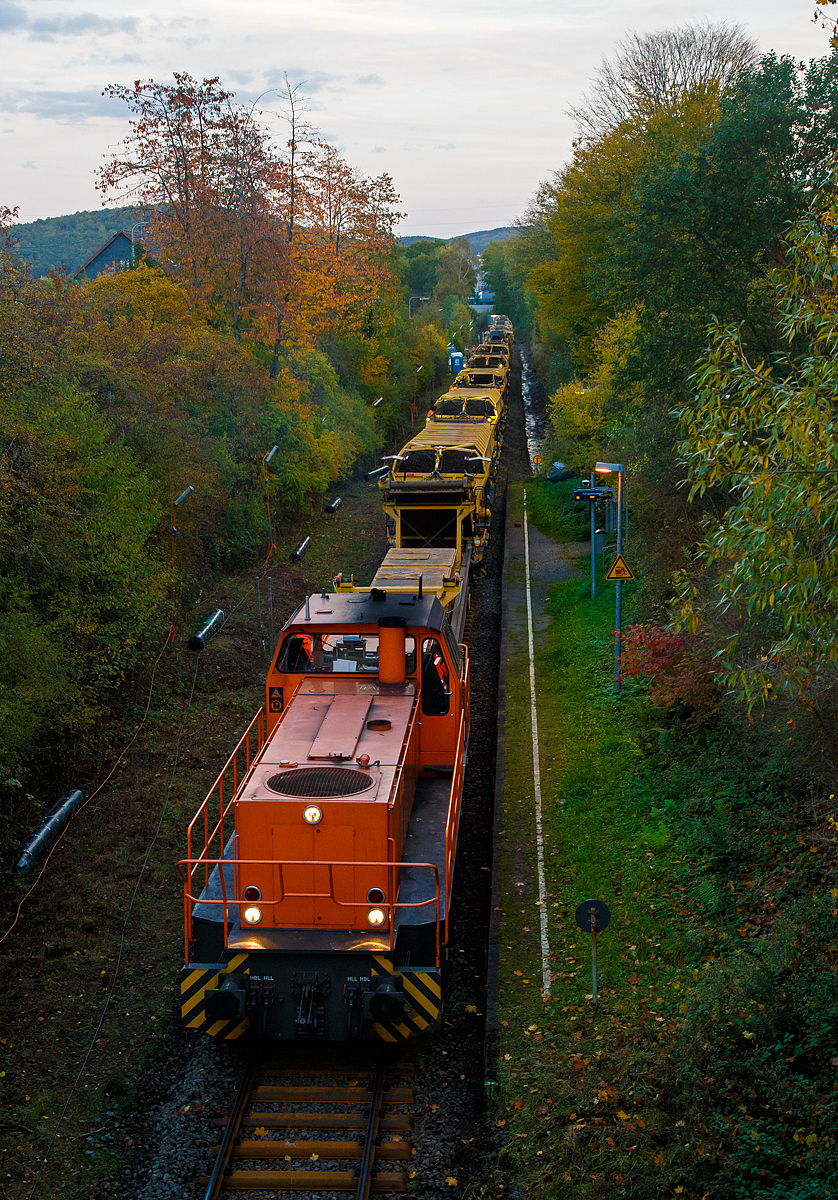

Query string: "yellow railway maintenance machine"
[380, 419, 500, 568]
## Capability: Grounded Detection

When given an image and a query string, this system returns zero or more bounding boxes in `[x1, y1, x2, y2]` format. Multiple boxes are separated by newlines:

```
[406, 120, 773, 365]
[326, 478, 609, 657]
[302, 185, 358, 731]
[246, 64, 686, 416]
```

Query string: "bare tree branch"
[569, 21, 757, 138]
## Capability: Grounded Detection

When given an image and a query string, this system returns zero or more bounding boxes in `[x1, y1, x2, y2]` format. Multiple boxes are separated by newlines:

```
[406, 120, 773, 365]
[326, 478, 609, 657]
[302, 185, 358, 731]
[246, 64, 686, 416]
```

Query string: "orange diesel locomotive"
[178, 586, 469, 1043]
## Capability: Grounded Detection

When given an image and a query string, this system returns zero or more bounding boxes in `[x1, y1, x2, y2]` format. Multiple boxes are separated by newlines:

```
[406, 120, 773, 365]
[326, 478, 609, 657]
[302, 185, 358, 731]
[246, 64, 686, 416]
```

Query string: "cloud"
[0, 3, 136, 40]
[263, 67, 342, 94]
[21, 160, 35, 168]
[0, 0, 25, 30]
[356, 74, 385, 86]
[372, 145, 386, 153]
[28, 12, 137, 41]
[0, 88, 121, 123]
[225, 69, 254, 85]
[435, 143, 456, 150]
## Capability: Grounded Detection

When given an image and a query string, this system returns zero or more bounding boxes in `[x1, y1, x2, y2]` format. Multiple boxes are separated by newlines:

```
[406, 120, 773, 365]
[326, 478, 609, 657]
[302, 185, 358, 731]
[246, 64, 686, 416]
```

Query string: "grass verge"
[486, 484, 838, 1200]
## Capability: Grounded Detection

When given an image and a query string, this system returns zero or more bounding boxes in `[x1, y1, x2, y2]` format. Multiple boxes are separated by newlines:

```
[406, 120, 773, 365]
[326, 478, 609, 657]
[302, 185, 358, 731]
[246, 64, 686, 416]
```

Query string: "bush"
[622, 622, 720, 719]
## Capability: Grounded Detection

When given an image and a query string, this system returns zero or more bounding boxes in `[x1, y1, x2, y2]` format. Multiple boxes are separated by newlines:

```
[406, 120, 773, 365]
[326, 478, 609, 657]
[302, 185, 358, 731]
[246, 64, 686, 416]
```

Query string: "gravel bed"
[95, 347, 537, 1200]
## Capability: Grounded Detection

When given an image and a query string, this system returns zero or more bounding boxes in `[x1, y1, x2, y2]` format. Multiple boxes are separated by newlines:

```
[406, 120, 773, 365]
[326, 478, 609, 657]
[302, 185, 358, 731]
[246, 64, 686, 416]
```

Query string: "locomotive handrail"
[176, 856, 441, 963]
[443, 649, 469, 941]
[184, 700, 264, 892]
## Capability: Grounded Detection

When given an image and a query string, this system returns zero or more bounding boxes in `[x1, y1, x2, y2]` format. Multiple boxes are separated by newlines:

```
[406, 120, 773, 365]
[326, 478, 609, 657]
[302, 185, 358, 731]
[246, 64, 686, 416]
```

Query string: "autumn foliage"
[98, 74, 402, 360]
[0, 84, 458, 783]
[621, 623, 720, 716]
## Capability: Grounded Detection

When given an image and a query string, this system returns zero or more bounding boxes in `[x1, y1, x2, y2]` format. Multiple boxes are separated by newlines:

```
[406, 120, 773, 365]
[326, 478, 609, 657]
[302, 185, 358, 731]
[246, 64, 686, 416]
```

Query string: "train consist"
[178, 316, 512, 1044]
[379, 314, 512, 578]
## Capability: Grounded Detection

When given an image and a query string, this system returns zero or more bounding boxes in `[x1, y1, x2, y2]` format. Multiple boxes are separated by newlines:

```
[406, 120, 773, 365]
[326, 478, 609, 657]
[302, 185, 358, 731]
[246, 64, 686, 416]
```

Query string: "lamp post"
[595, 462, 624, 692]
[263, 445, 278, 562]
[408, 295, 429, 317]
[169, 485, 195, 647]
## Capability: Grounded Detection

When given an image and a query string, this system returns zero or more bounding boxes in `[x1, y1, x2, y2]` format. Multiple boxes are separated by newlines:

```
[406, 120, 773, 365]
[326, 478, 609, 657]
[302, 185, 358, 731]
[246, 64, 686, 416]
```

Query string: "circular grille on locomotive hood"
[266, 767, 376, 798]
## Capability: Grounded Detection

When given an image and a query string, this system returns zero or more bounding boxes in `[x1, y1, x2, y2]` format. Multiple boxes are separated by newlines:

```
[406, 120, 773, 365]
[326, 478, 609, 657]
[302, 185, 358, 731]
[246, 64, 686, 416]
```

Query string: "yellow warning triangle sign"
[605, 553, 634, 581]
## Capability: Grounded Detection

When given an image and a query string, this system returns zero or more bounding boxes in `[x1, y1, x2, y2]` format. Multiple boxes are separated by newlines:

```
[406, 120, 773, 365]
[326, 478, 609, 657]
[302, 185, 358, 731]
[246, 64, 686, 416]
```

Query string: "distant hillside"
[11, 206, 154, 276]
[400, 227, 518, 255]
[11, 207, 516, 277]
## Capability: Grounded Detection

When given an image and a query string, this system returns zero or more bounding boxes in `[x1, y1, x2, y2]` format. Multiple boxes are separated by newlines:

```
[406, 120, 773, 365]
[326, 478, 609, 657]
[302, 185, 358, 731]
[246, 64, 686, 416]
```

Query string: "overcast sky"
[0, 0, 829, 237]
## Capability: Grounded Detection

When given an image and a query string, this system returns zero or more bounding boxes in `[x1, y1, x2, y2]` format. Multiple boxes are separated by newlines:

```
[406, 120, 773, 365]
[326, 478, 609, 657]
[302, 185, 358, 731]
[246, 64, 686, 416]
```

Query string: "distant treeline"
[12, 207, 516, 279]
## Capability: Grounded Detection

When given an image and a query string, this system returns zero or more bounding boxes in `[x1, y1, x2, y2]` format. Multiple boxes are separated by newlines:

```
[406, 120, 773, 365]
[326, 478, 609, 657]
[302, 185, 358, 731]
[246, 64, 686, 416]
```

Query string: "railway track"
[200, 1046, 417, 1197]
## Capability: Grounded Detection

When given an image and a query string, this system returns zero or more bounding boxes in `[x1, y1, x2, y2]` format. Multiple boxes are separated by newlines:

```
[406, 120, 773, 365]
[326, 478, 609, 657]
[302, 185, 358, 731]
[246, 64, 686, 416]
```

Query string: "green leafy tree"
[480, 237, 533, 335]
[674, 205, 838, 703]
[397, 239, 445, 297]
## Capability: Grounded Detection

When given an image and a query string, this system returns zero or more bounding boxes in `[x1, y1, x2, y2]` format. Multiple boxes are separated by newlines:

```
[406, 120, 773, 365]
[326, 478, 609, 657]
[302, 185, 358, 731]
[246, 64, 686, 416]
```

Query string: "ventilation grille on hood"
[266, 767, 376, 798]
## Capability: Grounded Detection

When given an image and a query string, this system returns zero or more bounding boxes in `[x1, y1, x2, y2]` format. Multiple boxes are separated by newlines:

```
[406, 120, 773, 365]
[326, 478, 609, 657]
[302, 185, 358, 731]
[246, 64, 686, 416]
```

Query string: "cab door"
[418, 637, 458, 771]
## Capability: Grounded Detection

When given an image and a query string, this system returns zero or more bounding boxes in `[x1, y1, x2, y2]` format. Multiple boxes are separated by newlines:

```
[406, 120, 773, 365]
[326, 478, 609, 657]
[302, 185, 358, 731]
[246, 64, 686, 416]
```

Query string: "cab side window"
[281, 634, 312, 671]
[421, 638, 450, 715]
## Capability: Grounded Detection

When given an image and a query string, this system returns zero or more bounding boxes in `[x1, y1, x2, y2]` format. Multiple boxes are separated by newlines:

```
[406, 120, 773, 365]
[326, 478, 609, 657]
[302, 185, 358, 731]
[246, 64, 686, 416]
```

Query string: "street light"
[263, 445, 278, 562]
[595, 462, 624, 692]
[169, 485, 195, 647]
[408, 295, 429, 317]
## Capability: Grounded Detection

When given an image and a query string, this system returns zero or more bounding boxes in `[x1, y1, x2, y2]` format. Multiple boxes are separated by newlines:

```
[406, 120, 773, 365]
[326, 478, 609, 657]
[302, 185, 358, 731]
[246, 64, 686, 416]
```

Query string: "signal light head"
[243, 885, 261, 902]
[367, 887, 385, 904]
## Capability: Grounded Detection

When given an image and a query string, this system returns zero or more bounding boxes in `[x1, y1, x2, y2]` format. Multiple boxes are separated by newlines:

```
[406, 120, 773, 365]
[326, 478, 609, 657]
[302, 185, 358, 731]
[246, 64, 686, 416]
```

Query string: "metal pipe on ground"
[188, 609, 225, 652]
[15, 789, 84, 874]
[291, 536, 311, 562]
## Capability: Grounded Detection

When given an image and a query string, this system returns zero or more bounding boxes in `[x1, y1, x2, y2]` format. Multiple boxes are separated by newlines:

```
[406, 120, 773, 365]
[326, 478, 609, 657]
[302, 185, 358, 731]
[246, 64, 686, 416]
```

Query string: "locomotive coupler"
[292, 972, 330, 1037]
[344, 982, 365, 1042]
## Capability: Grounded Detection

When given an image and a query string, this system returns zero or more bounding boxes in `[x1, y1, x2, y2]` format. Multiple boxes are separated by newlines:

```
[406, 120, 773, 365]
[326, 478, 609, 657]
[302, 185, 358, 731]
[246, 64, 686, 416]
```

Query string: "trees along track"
[200, 1045, 416, 1197]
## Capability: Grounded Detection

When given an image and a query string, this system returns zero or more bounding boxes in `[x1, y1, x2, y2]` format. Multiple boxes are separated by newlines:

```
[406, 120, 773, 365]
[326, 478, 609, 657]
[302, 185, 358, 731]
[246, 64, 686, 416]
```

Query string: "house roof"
[73, 230, 135, 279]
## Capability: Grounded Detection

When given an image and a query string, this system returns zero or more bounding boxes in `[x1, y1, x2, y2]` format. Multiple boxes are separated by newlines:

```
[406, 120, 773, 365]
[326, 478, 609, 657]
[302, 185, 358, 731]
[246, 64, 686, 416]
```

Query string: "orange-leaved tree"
[99, 74, 403, 370]
[99, 73, 292, 343]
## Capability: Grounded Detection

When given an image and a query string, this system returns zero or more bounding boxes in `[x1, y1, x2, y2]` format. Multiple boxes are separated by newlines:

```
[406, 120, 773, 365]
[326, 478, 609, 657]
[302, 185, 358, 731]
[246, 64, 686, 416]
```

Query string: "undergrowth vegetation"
[492, 486, 838, 1199]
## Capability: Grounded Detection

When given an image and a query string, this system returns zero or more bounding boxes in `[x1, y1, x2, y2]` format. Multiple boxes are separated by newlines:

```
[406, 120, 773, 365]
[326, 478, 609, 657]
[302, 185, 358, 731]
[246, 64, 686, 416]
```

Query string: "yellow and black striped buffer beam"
[180, 955, 250, 1040]
[371, 955, 442, 1042]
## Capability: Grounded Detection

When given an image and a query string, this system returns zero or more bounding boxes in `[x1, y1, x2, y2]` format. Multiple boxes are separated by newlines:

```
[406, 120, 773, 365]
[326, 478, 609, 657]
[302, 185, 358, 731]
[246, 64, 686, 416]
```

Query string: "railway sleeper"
[228, 1113, 414, 1131]
[248, 1084, 415, 1103]
[216, 1139, 413, 1158]
[203, 1170, 408, 1191]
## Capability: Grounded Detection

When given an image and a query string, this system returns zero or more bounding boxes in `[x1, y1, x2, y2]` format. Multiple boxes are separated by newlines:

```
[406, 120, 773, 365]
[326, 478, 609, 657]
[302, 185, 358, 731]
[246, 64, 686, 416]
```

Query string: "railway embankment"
[485, 483, 838, 1199]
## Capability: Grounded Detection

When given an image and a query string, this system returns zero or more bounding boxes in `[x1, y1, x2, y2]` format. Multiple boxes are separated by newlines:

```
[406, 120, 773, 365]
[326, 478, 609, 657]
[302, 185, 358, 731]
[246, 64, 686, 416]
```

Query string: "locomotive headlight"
[367, 907, 387, 927]
[303, 805, 322, 825]
[243, 906, 262, 925]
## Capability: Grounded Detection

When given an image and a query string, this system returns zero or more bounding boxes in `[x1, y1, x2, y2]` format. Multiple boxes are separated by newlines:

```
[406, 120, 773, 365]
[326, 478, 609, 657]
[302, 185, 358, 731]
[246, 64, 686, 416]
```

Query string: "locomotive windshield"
[278, 632, 417, 675]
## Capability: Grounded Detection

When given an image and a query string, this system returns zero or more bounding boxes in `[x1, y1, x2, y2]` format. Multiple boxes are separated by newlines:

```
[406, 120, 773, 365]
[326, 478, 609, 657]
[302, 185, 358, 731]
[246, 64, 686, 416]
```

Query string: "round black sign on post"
[574, 899, 611, 1003]
[574, 899, 611, 933]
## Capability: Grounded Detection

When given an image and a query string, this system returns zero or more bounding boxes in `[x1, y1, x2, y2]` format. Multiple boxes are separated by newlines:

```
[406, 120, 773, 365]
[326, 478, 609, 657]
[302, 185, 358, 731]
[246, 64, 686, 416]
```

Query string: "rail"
[198, 1047, 412, 1196]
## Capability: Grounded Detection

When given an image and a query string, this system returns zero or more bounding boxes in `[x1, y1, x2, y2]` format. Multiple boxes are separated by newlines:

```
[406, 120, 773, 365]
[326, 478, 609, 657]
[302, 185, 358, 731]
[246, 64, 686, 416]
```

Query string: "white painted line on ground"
[523, 492, 552, 998]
